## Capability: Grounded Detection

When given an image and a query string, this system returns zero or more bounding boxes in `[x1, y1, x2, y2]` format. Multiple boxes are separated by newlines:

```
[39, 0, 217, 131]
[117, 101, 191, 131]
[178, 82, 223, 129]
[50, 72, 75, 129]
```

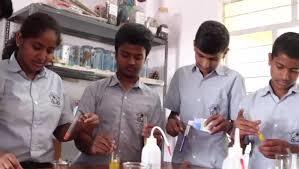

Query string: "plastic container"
[92, 47, 104, 69]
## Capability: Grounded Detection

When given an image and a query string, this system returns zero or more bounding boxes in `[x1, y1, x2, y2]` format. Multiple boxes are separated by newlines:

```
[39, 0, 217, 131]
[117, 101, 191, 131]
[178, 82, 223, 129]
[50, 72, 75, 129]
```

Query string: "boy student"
[165, 20, 246, 168]
[74, 23, 164, 165]
[234, 32, 299, 169]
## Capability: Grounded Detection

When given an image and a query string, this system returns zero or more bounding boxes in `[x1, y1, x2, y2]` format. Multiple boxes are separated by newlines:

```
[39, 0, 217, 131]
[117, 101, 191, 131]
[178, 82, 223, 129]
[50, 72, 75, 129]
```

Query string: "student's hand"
[259, 139, 291, 159]
[166, 117, 185, 137]
[205, 114, 230, 135]
[142, 124, 163, 144]
[234, 109, 260, 139]
[89, 134, 116, 155]
[79, 113, 100, 132]
[0, 152, 22, 169]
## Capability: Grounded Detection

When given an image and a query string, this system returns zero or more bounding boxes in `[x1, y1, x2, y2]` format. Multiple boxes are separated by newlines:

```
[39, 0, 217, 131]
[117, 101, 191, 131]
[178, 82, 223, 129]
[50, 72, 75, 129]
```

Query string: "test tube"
[143, 113, 148, 144]
[64, 109, 84, 140]
[179, 121, 192, 152]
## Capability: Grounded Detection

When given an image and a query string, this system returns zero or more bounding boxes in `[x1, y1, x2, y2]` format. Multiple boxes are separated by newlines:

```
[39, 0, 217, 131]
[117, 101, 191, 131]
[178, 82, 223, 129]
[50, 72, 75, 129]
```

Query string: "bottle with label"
[154, 0, 169, 39]
[106, 0, 118, 25]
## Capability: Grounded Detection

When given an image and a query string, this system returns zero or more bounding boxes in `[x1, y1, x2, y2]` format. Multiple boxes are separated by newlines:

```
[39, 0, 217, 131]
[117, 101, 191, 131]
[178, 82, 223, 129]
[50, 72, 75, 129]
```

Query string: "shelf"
[50, 63, 164, 86]
[9, 3, 167, 46]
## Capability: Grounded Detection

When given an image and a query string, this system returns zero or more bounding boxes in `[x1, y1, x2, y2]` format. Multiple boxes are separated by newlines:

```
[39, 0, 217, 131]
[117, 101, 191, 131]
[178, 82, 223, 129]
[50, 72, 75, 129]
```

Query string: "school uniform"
[0, 55, 73, 163]
[165, 64, 246, 168]
[239, 83, 299, 169]
[74, 75, 164, 165]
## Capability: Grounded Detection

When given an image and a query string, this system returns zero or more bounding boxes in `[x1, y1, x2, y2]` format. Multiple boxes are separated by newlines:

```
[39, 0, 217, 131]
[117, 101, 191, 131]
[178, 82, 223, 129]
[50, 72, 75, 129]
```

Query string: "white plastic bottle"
[222, 128, 243, 169]
[141, 126, 171, 169]
[141, 135, 161, 169]
[291, 153, 298, 169]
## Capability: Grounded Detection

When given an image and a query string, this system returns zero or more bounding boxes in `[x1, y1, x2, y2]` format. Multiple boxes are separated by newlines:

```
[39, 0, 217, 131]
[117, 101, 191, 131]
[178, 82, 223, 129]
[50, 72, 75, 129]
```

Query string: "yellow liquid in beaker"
[109, 160, 120, 169]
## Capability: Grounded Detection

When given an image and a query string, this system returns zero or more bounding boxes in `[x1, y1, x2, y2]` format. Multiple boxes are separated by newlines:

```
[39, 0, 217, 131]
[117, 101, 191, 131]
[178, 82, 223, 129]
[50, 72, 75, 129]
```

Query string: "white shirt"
[165, 64, 246, 168]
[0, 55, 73, 162]
[239, 83, 299, 169]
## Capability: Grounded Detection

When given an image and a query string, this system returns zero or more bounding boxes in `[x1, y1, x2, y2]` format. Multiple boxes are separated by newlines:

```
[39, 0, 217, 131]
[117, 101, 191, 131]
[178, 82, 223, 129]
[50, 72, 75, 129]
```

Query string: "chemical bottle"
[222, 128, 244, 169]
[141, 126, 171, 169]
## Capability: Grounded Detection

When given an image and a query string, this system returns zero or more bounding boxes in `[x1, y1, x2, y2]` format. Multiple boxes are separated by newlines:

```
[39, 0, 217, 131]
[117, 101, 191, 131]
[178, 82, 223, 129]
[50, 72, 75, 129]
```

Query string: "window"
[223, 0, 299, 93]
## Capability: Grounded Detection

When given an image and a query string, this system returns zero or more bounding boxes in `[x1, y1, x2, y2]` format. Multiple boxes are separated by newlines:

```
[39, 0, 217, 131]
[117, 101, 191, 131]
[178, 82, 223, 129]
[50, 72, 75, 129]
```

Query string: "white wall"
[166, 0, 223, 82]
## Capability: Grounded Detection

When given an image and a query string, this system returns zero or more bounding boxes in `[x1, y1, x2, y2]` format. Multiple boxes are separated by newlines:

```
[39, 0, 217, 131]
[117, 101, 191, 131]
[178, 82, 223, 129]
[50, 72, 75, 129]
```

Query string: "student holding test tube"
[234, 32, 299, 169]
[0, 13, 99, 169]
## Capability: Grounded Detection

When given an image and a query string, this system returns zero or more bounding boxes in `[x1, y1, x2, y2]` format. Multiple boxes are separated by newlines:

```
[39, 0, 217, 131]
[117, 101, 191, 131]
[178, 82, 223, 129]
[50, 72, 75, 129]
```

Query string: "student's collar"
[260, 85, 272, 97]
[7, 53, 48, 79]
[7, 53, 22, 73]
[192, 64, 226, 76]
[260, 81, 299, 97]
[109, 74, 145, 90]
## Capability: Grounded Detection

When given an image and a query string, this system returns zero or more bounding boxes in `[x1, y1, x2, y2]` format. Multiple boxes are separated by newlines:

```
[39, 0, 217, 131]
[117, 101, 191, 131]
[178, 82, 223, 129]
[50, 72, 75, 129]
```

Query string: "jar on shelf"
[69, 45, 80, 66]
[140, 57, 149, 77]
[53, 45, 62, 63]
[111, 51, 117, 72]
[60, 44, 71, 65]
[92, 47, 105, 69]
[106, 0, 118, 25]
[145, 17, 158, 35]
[127, 2, 145, 25]
[80, 45, 93, 68]
[102, 49, 114, 71]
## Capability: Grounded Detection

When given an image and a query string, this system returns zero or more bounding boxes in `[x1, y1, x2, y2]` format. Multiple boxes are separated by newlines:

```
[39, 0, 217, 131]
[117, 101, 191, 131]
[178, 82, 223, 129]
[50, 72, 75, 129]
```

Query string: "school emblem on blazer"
[289, 130, 299, 143]
[49, 92, 61, 106]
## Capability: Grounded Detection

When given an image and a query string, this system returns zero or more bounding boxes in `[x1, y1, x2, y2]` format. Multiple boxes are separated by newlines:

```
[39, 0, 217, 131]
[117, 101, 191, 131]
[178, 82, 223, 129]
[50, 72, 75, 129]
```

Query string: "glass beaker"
[275, 154, 291, 169]
[122, 162, 148, 169]
[109, 151, 120, 169]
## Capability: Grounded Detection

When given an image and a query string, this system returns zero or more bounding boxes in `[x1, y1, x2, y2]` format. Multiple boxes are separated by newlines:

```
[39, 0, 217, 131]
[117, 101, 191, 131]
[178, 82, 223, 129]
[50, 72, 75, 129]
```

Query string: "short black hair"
[272, 32, 299, 59]
[194, 20, 229, 55]
[0, 0, 13, 19]
[115, 23, 153, 56]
